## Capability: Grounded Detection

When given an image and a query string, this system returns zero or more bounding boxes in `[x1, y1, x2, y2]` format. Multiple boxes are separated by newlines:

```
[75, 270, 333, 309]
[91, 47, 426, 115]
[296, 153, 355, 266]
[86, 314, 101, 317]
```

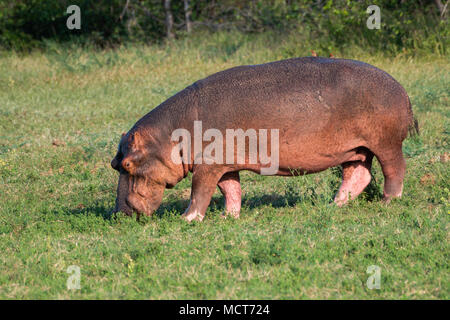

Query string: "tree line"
[0, 0, 447, 53]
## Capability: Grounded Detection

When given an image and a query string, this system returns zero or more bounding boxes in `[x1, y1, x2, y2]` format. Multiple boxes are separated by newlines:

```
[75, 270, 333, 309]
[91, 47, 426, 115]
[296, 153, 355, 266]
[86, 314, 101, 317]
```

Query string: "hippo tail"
[407, 96, 419, 137]
[409, 116, 419, 137]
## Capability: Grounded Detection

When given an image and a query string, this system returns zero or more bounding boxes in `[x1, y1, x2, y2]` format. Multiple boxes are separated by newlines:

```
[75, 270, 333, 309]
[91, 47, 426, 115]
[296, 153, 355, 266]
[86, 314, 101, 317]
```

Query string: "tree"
[184, 0, 193, 33]
[434, 0, 448, 18]
[163, 0, 174, 39]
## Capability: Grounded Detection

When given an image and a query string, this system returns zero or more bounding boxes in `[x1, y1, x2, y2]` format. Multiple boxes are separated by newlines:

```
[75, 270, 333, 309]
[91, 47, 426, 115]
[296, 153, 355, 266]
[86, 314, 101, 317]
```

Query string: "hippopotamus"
[111, 57, 417, 221]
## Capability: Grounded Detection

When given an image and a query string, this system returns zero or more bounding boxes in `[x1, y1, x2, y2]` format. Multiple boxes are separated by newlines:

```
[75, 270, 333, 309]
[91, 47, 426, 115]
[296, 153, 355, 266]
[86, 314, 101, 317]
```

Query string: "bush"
[0, 0, 447, 55]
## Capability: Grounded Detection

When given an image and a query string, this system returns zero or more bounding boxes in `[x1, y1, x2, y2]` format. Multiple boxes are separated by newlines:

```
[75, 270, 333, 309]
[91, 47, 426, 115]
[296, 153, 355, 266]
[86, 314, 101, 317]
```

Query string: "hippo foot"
[220, 210, 240, 219]
[382, 193, 402, 205]
[334, 160, 372, 206]
[218, 172, 241, 219]
[181, 209, 205, 222]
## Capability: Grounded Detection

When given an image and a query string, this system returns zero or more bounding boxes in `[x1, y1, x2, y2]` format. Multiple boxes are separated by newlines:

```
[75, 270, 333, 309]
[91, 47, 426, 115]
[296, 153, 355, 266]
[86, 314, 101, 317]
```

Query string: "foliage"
[0, 0, 447, 55]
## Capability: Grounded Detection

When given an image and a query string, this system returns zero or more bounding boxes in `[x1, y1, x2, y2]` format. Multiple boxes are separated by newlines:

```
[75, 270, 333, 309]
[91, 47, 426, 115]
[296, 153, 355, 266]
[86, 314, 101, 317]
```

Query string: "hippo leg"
[217, 172, 241, 218]
[182, 166, 225, 222]
[376, 147, 405, 203]
[334, 155, 373, 206]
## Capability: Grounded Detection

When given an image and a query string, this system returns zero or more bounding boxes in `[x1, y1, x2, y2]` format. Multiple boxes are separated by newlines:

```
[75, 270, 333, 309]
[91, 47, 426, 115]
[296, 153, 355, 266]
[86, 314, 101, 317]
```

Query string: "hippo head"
[110, 129, 180, 217]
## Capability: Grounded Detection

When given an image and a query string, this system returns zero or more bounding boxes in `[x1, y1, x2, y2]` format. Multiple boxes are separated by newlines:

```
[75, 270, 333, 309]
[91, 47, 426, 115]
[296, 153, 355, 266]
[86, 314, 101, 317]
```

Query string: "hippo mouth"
[114, 200, 133, 216]
[125, 192, 154, 216]
[113, 172, 133, 216]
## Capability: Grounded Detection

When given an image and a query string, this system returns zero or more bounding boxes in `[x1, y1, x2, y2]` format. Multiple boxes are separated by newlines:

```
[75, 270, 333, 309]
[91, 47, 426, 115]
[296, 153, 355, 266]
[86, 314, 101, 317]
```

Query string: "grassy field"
[0, 32, 448, 299]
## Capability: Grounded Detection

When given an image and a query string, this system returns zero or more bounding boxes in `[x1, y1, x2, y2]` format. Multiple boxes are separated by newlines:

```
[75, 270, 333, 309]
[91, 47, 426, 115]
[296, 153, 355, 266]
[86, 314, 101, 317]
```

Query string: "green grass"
[0, 32, 449, 299]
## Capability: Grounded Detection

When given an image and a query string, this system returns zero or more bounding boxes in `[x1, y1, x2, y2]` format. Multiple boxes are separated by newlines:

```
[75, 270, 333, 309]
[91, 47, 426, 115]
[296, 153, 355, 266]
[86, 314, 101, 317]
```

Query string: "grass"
[0, 32, 449, 299]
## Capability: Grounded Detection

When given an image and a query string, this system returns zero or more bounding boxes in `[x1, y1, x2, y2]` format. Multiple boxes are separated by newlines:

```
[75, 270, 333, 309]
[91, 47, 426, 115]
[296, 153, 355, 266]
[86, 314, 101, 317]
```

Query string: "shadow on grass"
[66, 202, 114, 220]
[154, 198, 191, 218]
[67, 179, 383, 220]
[363, 179, 384, 202]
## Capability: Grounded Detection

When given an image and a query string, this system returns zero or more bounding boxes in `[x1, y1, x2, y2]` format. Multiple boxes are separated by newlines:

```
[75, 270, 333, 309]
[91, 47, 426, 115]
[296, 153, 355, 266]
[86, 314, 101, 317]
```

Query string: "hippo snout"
[125, 193, 152, 216]
[113, 200, 133, 216]
[112, 171, 133, 216]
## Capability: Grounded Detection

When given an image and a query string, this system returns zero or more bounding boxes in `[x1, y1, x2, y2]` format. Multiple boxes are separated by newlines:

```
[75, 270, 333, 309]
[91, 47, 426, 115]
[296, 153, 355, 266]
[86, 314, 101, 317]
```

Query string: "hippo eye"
[121, 159, 131, 171]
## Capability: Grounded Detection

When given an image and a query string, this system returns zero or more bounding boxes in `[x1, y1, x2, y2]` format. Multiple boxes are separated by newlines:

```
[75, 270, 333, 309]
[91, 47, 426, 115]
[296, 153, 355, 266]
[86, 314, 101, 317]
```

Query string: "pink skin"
[334, 146, 405, 206]
[182, 170, 242, 222]
[217, 172, 241, 218]
[334, 148, 373, 206]
[334, 161, 372, 206]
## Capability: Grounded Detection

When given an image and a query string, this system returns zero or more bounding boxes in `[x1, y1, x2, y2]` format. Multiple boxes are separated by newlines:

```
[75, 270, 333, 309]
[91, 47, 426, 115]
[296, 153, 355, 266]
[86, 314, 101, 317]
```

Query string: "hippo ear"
[119, 132, 128, 146]
[129, 130, 147, 150]
[133, 131, 143, 144]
